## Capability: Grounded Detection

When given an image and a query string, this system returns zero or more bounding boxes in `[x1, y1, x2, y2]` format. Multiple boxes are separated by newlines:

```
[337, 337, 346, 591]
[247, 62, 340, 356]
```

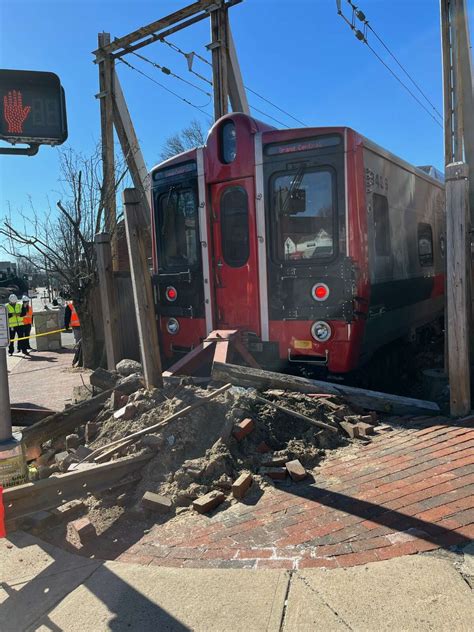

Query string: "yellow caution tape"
[9, 328, 68, 343]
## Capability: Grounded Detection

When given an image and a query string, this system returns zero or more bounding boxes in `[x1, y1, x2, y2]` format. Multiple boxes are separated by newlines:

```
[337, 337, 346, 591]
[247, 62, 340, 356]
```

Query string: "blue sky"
[0, 0, 472, 234]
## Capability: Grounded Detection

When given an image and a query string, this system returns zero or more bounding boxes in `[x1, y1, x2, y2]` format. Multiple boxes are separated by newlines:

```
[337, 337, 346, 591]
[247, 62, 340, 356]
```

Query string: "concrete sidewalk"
[1, 532, 472, 632]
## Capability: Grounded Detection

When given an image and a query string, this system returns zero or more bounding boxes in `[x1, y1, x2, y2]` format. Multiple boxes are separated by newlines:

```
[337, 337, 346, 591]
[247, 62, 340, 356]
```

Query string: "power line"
[337, 0, 443, 127]
[119, 58, 213, 121]
[131, 51, 212, 97]
[161, 37, 307, 127]
[249, 104, 290, 128]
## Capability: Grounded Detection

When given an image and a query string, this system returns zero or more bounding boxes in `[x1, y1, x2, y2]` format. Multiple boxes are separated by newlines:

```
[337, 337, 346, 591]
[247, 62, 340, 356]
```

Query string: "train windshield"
[272, 168, 335, 261]
[157, 187, 199, 269]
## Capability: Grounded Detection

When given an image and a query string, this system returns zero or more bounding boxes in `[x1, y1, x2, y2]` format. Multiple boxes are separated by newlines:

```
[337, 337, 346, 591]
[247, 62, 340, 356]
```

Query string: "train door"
[210, 177, 261, 335]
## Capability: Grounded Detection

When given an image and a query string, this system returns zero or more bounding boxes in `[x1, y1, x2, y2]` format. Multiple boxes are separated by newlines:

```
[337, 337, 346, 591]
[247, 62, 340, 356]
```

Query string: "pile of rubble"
[20, 359, 391, 545]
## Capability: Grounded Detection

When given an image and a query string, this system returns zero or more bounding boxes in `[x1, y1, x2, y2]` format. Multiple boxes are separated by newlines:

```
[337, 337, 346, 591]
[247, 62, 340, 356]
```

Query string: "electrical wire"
[120, 58, 213, 121]
[365, 41, 442, 129]
[161, 37, 307, 127]
[339, 0, 443, 126]
[131, 51, 212, 97]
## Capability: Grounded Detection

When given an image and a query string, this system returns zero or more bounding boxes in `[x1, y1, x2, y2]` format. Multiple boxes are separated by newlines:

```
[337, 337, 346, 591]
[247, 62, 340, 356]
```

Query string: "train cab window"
[373, 193, 390, 256]
[418, 223, 434, 266]
[272, 168, 335, 261]
[220, 186, 249, 267]
[158, 188, 198, 268]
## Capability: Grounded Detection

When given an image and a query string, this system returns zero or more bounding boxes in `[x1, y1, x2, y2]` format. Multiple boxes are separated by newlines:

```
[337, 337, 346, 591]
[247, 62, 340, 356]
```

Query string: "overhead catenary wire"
[120, 57, 213, 122]
[337, 0, 443, 128]
[130, 50, 212, 97]
[161, 37, 308, 127]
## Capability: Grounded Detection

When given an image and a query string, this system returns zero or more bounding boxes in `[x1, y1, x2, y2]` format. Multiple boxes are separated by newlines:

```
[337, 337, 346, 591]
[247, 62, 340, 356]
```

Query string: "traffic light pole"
[0, 348, 12, 442]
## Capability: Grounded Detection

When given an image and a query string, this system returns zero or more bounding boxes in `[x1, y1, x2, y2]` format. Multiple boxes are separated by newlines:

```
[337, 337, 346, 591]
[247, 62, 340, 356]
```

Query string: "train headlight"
[166, 318, 180, 335]
[165, 286, 177, 302]
[311, 283, 329, 301]
[311, 321, 332, 342]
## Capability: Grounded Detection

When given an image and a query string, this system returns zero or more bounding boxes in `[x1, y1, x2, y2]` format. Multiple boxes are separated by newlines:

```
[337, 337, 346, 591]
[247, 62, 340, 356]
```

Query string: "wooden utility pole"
[94, 232, 122, 370]
[446, 162, 471, 415]
[441, 0, 474, 415]
[97, 33, 117, 264]
[209, 2, 229, 119]
[123, 188, 163, 389]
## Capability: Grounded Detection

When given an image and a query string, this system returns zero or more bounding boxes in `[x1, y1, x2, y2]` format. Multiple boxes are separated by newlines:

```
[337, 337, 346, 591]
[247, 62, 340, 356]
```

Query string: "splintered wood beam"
[212, 363, 441, 416]
[3, 453, 152, 529]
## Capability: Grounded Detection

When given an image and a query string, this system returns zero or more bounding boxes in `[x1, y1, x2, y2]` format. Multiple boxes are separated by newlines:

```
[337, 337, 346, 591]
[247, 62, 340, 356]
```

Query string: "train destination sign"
[0, 69, 67, 145]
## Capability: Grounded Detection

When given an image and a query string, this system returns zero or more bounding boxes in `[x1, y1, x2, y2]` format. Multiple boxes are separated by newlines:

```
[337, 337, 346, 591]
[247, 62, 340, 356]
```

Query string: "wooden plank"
[21, 375, 143, 458]
[227, 21, 249, 114]
[446, 162, 471, 415]
[112, 71, 151, 227]
[254, 395, 338, 433]
[3, 453, 151, 528]
[123, 188, 163, 389]
[212, 363, 441, 416]
[95, 232, 122, 369]
[94, 1, 215, 56]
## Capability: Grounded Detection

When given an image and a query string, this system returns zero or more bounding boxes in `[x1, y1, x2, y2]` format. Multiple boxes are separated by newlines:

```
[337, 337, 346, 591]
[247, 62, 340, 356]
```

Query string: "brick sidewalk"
[119, 417, 474, 569]
[8, 349, 89, 412]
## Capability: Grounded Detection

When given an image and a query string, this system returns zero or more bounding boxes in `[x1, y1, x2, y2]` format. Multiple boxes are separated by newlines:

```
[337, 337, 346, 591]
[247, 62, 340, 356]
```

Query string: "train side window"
[373, 193, 390, 256]
[418, 223, 434, 266]
[220, 186, 249, 267]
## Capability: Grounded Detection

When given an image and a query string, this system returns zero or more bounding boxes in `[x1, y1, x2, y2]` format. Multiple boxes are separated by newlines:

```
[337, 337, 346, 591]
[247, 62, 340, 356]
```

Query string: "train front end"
[151, 114, 368, 375]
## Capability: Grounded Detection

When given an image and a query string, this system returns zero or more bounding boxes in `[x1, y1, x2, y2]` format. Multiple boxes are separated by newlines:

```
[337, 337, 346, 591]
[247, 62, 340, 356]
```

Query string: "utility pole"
[440, 0, 474, 416]
[209, 2, 229, 119]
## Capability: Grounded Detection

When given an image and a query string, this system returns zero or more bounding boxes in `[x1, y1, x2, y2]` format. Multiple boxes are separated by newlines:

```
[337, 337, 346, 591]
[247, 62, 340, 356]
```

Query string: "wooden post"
[123, 188, 163, 389]
[97, 32, 118, 266]
[227, 22, 249, 114]
[209, 3, 229, 120]
[94, 232, 121, 370]
[446, 162, 471, 415]
[112, 70, 151, 228]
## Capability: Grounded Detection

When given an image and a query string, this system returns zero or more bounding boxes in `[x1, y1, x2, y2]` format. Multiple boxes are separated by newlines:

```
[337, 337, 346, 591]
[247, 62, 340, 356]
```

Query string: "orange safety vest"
[23, 305, 33, 325]
[67, 301, 80, 327]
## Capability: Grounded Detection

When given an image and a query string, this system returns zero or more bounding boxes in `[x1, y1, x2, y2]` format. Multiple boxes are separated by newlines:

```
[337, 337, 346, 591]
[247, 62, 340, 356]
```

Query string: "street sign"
[0, 306, 8, 348]
[0, 69, 67, 145]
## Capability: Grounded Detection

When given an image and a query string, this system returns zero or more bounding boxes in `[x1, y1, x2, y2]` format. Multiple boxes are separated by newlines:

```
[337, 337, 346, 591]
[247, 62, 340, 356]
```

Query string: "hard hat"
[8, 294, 18, 303]
[22, 295, 30, 302]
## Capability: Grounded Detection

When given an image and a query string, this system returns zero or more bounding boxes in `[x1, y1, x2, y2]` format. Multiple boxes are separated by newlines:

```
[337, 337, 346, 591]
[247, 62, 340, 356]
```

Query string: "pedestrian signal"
[0, 69, 67, 145]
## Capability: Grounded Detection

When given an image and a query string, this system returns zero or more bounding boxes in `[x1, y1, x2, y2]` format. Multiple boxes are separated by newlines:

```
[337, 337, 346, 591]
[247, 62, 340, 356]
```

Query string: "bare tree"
[1, 146, 128, 368]
[160, 119, 207, 160]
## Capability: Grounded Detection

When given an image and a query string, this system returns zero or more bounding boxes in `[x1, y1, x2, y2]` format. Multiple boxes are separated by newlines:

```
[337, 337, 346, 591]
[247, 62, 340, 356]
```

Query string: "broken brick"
[261, 453, 288, 467]
[359, 414, 377, 425]
[286, 459, 307, 482]
[256, 441, 272, 454]
[113, 403, 137, 421]
[26, 510, 57, 533]
[192, 490, 225, 514]
[85, 421, 99, 443]
[260, 467, 287, 480]
[55, 451, 79, 472]
[232, 418, 255, 441]
[70, 517, 96, 544]
[141, 492, 173, 513]
[356, 422, 375, 437]
[232, 472, 253, 499]
[112, 390, 129, 410]
[340, 421, 360, 439]
[74, 445, 93, 460]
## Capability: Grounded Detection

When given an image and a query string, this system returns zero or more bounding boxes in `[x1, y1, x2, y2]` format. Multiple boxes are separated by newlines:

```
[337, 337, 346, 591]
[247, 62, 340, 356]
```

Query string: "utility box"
[34, 310, 61, 351]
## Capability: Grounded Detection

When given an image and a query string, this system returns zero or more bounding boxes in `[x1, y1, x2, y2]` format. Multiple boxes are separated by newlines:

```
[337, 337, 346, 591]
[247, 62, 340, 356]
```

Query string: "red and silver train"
[150, 113, 445, 376]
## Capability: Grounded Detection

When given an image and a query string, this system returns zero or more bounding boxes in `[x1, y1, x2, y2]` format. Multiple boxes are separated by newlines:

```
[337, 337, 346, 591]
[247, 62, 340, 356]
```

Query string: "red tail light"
[312, 283, 329, 302]
[165, 286, 177, 302]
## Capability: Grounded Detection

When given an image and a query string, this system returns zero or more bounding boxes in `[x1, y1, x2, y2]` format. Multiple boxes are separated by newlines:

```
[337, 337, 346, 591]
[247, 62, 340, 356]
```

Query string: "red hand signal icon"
[3, 90, 31, 133]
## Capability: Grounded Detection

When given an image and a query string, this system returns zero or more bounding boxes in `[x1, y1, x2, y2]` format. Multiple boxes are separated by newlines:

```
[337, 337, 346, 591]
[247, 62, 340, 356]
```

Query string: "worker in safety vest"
[21, 295, 34, 350]
[6, 294, 29, 356]
[64, 300, 81, 343]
